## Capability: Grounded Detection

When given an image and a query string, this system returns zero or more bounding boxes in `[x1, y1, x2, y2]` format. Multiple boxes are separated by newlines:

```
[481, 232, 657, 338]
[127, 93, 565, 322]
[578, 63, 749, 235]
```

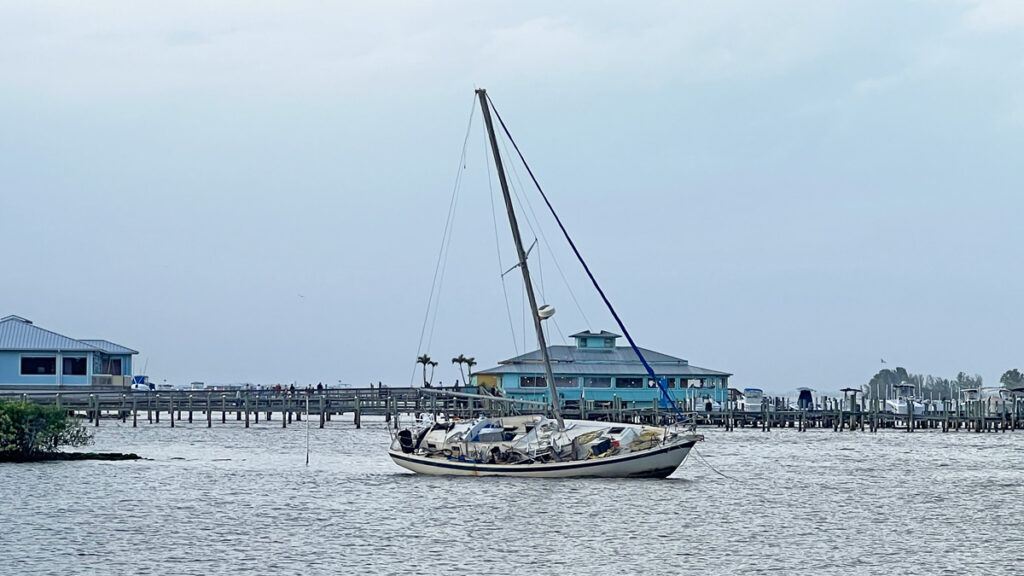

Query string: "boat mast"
[476, 88, 564, 429]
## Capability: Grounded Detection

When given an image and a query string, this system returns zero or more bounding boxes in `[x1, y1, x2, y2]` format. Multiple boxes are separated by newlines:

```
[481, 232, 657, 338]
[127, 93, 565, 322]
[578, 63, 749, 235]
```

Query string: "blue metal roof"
[0, 316, 99, 352]
[79, 339, 139, 355]
[477, 343, 731, 378]
[569, 330, 621, 339]
[499, 345, 689, 366]
[0, 316, 138, 354]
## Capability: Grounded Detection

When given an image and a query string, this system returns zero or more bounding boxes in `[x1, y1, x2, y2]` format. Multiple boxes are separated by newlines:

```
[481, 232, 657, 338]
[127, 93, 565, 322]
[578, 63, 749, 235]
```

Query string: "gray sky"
[2, 1, 1022, 393]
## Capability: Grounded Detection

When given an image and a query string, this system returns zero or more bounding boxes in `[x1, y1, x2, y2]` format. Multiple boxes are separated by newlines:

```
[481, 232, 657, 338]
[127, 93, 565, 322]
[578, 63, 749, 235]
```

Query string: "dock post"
[155, 395, 160, 424]
[206, 394, 212, 428]
[282, 397, 288, 428]
[170, 396, 175, 428]
[319, 395, 325, 429]
[188, 395, 194, 424]
[132, 396, 138, 428]
[354, 396, 362, 429]
[254, 395, 260, 424]
[93, 395, 100, 427]
[221, 395, 226, 424]
[244, 396, 250, 428]
[149, 396, 154, 424]
[121, 394, 127, 423]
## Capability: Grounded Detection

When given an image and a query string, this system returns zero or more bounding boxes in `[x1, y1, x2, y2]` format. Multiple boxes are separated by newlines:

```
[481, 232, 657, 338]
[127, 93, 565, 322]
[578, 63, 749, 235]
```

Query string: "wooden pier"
[2, 388, 1022, 433]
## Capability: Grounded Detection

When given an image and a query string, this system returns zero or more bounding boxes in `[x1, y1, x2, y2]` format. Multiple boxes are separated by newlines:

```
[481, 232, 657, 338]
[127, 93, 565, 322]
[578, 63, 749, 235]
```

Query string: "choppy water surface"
[2, 417, 1022, 575]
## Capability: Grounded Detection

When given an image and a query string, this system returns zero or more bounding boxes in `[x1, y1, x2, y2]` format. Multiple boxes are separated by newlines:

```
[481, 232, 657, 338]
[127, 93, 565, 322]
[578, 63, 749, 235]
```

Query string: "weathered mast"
[476, 88, 564, 429]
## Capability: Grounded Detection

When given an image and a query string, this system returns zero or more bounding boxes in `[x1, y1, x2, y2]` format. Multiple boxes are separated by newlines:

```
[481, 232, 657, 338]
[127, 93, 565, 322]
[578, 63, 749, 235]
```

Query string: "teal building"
[472, 330, 731, 410]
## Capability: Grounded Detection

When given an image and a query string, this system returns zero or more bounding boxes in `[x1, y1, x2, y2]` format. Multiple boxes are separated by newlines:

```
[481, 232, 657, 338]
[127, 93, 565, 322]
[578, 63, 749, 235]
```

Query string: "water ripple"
[1, 420, 1021, 575]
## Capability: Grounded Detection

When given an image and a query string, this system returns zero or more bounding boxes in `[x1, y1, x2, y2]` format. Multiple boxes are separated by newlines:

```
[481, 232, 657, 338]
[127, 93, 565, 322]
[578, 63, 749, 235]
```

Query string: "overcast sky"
[2, 1, 1022, 392]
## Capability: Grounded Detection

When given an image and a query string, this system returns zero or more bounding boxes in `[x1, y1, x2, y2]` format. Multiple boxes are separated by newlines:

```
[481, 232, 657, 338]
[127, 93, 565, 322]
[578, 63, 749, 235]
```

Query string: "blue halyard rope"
[486, 94, 687, 423]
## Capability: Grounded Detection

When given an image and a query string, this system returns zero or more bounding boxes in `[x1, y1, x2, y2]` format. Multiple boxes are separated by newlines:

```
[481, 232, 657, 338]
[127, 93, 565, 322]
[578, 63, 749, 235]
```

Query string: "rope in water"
[691, 446, 740, 481]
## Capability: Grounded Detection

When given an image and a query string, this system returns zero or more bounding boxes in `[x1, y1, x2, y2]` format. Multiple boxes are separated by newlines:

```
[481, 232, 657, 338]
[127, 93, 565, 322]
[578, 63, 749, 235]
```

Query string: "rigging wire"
[484, 125, 521, 357]
[495, 112, 593, 336]
[411, 96, 476, 386]
[485, 92, 687, 422]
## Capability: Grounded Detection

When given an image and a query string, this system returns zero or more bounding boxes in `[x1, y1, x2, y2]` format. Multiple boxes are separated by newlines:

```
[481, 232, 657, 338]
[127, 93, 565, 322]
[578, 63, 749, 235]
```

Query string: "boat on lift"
[741, 388, 765, 413]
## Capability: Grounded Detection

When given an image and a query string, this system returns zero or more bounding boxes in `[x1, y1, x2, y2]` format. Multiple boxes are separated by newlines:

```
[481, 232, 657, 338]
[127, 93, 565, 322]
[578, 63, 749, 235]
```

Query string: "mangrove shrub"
[0, 400, 93, 459]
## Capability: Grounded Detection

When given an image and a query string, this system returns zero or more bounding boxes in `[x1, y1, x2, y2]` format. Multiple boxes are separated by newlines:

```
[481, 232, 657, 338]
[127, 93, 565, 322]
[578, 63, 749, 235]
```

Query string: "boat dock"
[2, 387, 1022, 432]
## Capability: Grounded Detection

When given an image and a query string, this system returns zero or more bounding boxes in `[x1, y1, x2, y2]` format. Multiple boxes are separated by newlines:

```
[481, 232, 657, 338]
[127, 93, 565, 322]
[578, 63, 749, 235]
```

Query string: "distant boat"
[388, 89, 702, 478]
[741, 388, 764, 413]
[885, 382, 924, 415]
[796, 387, 816, 410]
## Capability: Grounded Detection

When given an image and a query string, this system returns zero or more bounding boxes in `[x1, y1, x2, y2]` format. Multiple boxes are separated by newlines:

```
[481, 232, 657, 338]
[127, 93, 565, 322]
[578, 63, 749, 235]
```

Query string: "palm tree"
[416, 354, 434, 387]
[427, 360, 438, 386]
[452, 354, 476, 387]
[452, 352, 468, 383]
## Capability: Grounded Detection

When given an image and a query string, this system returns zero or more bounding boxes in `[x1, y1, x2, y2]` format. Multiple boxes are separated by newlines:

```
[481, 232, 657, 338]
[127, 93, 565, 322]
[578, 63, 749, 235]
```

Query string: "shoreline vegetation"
[0, 451, 141, 463]
[0, 399, 138, 463]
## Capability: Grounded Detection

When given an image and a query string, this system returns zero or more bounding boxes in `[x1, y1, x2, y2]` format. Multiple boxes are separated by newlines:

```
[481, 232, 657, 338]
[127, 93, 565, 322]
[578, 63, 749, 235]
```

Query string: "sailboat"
[388, 89, 703, 478]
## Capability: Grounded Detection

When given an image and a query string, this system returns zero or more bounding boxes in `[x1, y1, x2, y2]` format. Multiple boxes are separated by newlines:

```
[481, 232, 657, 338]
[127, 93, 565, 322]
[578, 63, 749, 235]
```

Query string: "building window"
[666, 378, 676, 388]
[519, 376, 577, 388]
[520, 376, 546, 387]
[615, 377, 643, 389]
[21, 357, 56, 375]
[63, 357, 87, 376]
[97, 358, 123, 376]
[604, 338, 613, 348]
[583, 377, 611, 388]
[578, 339, 588, 348]
[554, 377, 578, 388]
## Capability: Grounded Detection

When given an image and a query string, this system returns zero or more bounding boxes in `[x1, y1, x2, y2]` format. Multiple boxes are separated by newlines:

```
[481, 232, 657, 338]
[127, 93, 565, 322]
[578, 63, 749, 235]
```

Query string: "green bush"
[0, 400, 93, 458]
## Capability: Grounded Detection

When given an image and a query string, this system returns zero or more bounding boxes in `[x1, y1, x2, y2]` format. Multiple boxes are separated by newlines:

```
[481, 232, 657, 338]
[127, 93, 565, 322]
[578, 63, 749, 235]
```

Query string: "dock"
[2, 387, 1022, 433]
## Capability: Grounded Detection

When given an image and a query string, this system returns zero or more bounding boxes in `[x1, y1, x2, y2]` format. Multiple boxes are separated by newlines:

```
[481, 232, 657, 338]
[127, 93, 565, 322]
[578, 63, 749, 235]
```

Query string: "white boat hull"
[388, 436, 698, 478]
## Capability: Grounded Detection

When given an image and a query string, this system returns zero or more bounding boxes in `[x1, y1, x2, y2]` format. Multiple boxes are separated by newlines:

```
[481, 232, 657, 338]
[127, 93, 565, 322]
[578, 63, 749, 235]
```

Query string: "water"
[2, 418, 1022, 575]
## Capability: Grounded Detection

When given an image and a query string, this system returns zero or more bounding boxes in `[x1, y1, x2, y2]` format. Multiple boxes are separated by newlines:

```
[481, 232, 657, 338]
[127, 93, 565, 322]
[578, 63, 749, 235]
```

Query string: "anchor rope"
[692, 446, 741, 481]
